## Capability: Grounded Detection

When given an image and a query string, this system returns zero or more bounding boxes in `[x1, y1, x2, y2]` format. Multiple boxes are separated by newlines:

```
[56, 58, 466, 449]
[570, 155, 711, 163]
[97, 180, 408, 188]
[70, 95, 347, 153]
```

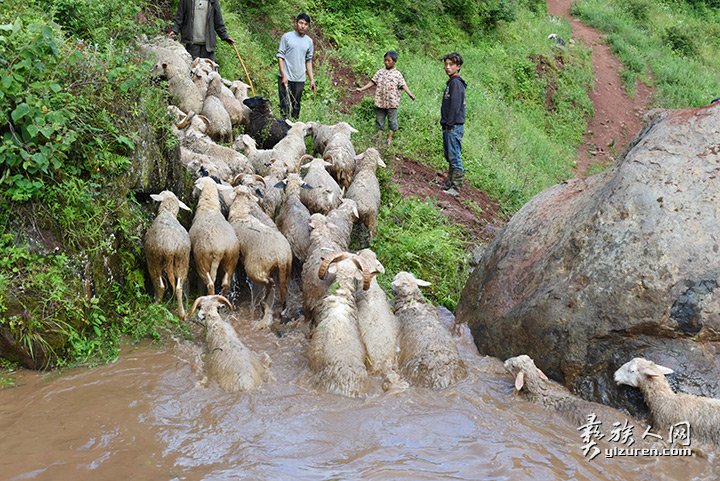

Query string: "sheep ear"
[514, 372, 525, 391]
[178, 200, 191, 211]
[354, 152, 365, 161]
[415, 278, 432, 287]
[274, 180, 286, 189]
[301, 182, 313, 190]
[641, 363, 674, 378]
[378, 158, 387, 168]
[349, 126, 359, 134]
[150, 194, 163, 202]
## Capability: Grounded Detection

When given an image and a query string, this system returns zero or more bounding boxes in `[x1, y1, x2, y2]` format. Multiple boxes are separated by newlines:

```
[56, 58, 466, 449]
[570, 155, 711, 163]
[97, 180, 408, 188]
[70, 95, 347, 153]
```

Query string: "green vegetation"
[3, 0, 714, 369]
[572, 0, 720, 106]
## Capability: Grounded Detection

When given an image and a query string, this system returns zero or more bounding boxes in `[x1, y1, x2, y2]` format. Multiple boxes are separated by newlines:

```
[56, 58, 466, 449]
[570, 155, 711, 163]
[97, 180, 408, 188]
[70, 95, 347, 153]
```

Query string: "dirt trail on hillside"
[547, 0, 653, 176]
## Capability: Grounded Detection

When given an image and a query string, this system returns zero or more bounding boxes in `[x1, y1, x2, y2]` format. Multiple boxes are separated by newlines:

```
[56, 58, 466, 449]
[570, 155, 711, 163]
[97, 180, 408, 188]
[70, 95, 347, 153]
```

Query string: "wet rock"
[456, 103, 720, 416]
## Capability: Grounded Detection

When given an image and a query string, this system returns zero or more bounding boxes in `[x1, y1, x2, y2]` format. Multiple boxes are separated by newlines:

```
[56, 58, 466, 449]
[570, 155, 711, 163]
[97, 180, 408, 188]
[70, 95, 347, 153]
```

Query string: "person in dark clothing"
[170, 0, 234, 61]
[440, 52, 466, 196]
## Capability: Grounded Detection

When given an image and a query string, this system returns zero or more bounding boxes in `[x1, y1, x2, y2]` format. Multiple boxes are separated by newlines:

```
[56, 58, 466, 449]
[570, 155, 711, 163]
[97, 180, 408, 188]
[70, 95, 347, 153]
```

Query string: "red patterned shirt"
[372, 67, 407, 109]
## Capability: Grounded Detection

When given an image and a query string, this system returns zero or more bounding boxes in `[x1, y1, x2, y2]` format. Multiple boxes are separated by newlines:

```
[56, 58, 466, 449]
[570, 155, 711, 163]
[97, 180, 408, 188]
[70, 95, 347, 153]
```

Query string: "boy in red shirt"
[356, 51, 416, 145]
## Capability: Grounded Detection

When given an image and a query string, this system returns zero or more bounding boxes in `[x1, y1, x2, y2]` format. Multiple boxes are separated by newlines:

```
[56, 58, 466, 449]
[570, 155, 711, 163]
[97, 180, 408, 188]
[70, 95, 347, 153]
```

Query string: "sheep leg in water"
[254, 282, 276, 329]
[175, 277, 186, 320]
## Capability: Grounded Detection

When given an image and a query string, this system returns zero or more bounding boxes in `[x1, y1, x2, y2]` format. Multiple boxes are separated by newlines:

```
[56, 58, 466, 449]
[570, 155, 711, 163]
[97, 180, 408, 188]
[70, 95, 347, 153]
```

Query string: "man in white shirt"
[277, 13, 316, 119]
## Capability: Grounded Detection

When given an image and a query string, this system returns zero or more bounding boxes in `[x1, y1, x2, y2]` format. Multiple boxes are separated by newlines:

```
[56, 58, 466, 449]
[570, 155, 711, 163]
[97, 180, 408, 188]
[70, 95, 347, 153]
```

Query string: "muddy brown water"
[1, 308, 716, 481]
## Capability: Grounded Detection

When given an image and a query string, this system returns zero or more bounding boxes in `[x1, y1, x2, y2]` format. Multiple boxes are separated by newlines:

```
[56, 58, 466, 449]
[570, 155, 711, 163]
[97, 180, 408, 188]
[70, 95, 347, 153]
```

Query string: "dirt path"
[547, 0, 653, 176]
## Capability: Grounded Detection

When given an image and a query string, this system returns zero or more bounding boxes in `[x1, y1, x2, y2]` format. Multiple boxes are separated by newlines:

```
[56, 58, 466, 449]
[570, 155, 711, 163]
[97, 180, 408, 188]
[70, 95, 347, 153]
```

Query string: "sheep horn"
[176, 110, 194, 130]
[210, 295, 233, 310]
[318, 252, 351, 279]
[231, 173, 245, 185]
[253, 175, 266, 187]
[189, 296, 205, 320]
[299, 154, 314, 164]
[351, 255, 373, 290]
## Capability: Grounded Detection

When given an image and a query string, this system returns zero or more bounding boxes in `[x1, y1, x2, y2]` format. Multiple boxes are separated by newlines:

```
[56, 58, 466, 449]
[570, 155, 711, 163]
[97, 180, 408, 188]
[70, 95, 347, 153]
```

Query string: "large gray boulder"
[457, 104, 720, 416]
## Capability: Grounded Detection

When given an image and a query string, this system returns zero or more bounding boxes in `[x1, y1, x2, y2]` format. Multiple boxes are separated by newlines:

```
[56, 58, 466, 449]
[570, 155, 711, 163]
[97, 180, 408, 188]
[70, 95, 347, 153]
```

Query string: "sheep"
[226, 79, 251, 101]
[243, 96, 291, 149]
[322, 124, 358, 190]
[167, 105, 209, 138]
[144, 191, 191, 319]
[141, 36, 192, 73]
[206, 71, 249, 128]
[299, 155, 343, 214]
[354, 249, 403, 389]
[614, 357, 720, 447]
[189, 177, 241, 296]
[505, 355, 636, 428]
[230, 174, 276, 229]
[275, 173, 313, 264]
[182, 133, 254, 180]
[307, 121, 358, 156]
[301, 213, 349, 324]
[233, 134, 274, 177]
[345, 147, 386, 242]
[228, 186, 293, 329]
[200, 75, 232, 144]
[308, 253, 373, 397]
[270, 121, 310, 174]
[325, 198, 359, 250]
[189, 295, 268, 392]
[391, 271, 467, 389]
[151, 60, 204, 117]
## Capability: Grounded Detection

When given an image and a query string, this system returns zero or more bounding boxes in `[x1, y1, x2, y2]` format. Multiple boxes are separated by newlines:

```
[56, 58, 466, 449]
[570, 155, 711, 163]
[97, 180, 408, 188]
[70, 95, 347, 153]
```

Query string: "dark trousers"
[184, 43, 215, 61]
[278, 78, 305, 119]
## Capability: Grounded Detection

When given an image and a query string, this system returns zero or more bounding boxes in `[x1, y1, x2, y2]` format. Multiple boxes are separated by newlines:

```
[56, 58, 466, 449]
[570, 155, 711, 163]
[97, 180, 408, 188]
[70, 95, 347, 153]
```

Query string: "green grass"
[573, 0, 720, 107]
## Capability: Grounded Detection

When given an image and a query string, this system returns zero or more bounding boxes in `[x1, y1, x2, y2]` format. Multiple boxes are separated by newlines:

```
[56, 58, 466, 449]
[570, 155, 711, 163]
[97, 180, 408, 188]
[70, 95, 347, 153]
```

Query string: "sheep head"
[355, 148, 387, 169]
[189, 295, 233, 321]
[150, 190, 190, 214]
[391, 271, 431, 299]
[318, 252, 371, 290]
[504, 355, 550, 392]
[614, 357, 674, 388]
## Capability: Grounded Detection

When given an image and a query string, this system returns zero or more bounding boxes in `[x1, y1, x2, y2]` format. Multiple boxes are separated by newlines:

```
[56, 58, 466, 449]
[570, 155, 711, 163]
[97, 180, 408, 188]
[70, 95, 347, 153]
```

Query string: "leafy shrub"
[622, 0, 652, 22]
[663, 25, 698, 57]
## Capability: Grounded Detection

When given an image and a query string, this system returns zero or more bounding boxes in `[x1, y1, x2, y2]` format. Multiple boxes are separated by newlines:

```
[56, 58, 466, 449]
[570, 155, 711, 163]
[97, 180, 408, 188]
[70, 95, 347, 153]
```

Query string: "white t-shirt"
[277, 31, 314, 82]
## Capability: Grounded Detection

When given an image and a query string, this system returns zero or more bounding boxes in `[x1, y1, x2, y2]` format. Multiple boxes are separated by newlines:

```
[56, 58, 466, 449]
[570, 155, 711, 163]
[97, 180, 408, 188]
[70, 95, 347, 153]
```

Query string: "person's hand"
[310, 80, 316, 93]
[225, 36, 235, 45]
[168, 30, 177, 39]
[409, 93, 416, 101]
[281, 74, 288, 87]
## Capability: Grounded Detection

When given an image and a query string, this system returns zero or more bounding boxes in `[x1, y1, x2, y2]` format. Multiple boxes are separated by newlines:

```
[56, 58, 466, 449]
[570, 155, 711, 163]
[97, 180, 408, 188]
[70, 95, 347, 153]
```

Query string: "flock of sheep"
[140, 38, 720, 451]
[141, 37, 466, 398]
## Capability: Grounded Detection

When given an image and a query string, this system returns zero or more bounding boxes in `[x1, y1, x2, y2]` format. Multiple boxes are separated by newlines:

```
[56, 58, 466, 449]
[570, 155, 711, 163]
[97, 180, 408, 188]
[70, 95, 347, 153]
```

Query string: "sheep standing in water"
[144, 191, 191, 319]
[308, 253, 373, 397]
[392, 271, 466, 389]
[190, 295, 268, 393]
[505, 355, 633, 427]
[615, 357, 720, 447]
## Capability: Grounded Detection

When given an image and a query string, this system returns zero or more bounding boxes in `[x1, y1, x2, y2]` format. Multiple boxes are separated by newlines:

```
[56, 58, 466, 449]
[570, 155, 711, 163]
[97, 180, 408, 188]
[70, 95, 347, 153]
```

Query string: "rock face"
[457, 104, 720, 416]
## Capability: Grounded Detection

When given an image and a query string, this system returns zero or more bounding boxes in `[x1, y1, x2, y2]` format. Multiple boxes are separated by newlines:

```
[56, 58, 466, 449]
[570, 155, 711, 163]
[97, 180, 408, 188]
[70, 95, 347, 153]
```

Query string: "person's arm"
[306, 59, 316, 93]
[214, 1, 234, 44]
[355, 80, 375, 93]
[402, 84, 416, 101]
[277, 35, 288, 86]
[447, 79, 463, 126]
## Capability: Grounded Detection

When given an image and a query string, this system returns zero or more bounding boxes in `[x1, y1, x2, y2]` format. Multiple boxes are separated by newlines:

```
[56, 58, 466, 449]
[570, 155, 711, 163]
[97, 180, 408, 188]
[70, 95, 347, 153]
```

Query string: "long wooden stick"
[231, 42, 256, 96]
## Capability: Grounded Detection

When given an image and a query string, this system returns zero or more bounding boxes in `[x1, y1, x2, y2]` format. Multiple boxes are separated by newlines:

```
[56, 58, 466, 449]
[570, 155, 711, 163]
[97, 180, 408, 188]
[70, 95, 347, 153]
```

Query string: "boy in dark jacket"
[440, 52, 466, 196]
[170, 0, 234, 61]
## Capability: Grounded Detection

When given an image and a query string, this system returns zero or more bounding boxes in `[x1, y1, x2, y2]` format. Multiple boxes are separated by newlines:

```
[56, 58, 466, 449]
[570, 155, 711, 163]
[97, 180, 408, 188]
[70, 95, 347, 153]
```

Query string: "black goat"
[243, 96, 291, 149]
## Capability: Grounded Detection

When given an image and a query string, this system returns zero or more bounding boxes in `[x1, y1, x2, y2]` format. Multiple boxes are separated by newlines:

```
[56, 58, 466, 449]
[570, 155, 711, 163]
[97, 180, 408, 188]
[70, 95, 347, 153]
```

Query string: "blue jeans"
[442, 124, 464, 172]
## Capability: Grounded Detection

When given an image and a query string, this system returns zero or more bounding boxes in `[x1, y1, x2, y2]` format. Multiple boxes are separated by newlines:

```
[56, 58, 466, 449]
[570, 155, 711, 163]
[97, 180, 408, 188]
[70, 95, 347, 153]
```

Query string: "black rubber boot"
[446, 169, 464, 197]
[442, 168, 455, 190]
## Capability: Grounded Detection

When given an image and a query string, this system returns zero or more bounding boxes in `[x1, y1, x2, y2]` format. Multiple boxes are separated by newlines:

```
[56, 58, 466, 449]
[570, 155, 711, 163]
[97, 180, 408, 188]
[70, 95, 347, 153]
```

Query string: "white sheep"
[206, 71, 249, 128]
[200, 74, 232, 144]
[227, 79, 251, 101]
[228, 185, 293, 329]
[189, 295, 269, 393]
[275, 173, 313, 264]
[189, 177, 241, 296]
[144, 191, 191, 319]
[233, 134, 275, 177]
[392, 271, 467, 389]
[301, 213, 348, 323]
[182, 133, 254, 181]
[615, 357, 720, 447]
[346, 148, 386, 241]
[355, 249, 403, 388]
[299, 155, 343, 215]
[167, 105, 209, 138]
[307, 121, 358, 156]
[151, 60, 204, 118]
[230, 174, 276, 229]
[505, 355, 635, 427]
[308, 253, 373, 397]
[325, 198, 359, 250]
[323, 131, 357, 191]
[270, 121, 310, 174]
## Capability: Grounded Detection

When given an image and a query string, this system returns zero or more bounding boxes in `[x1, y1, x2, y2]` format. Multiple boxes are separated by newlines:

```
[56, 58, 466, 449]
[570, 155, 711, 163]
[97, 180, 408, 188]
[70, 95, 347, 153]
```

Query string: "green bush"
[663, 24, 698, 57]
